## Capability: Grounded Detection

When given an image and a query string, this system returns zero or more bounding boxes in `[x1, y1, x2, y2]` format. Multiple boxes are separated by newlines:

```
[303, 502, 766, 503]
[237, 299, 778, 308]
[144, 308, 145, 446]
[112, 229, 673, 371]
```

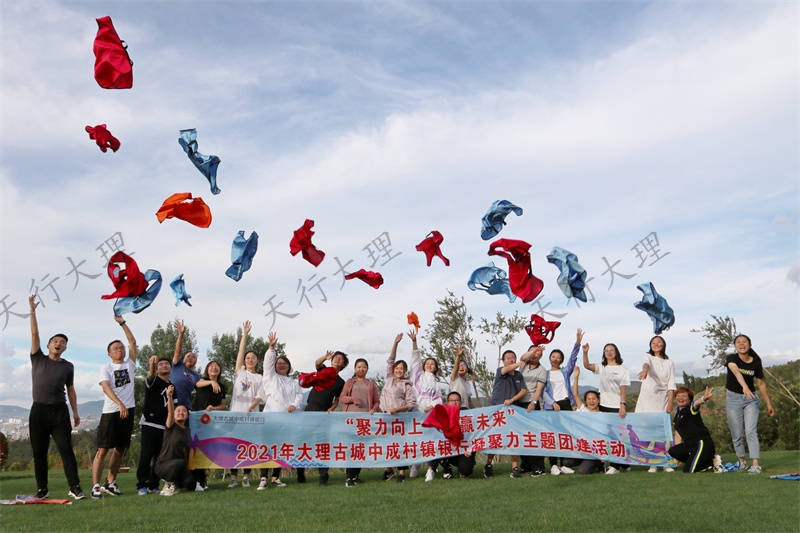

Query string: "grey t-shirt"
[30, 349, 74, 404]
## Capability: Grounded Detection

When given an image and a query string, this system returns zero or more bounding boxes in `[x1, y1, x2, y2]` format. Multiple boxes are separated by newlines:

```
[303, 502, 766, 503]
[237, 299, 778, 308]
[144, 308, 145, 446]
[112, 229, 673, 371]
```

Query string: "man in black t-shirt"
[136, 356, 173, 495]
[297, 350, 348, 486]
[27, 295, 85, 500]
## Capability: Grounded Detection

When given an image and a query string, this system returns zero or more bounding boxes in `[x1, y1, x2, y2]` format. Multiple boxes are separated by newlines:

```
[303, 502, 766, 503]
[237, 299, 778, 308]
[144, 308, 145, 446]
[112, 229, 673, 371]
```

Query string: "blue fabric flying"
[547, 246, 587, 302]
[113, 269, 162, 315]
[467, 262, 517, 303]
[226, 231, 259, 282]
[169, 273, 192, 307]
[178, 128, 221, 195]
[480, 200, 523, 240]
[633, 282, 675, 334]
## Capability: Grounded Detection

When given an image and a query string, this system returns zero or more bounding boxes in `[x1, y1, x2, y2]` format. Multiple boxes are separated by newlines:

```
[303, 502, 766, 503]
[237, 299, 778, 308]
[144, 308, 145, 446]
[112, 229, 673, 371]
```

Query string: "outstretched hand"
[29, 295, 39, 312]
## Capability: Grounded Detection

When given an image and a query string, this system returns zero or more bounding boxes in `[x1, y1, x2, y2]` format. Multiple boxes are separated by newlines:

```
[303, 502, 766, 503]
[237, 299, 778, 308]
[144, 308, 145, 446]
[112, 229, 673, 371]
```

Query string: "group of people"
[26, 294, 777, 500]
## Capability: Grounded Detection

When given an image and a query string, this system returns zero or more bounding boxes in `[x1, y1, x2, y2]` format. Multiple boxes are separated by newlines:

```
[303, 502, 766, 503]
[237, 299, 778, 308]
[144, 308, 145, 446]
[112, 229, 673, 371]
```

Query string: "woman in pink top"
[340, 358, 380, 487]
[379, 333, 416, 482]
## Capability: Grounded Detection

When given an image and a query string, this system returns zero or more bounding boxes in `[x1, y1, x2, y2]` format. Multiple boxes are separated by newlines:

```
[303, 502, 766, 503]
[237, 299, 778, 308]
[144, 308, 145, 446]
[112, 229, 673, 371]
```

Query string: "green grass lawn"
[1, 451, 798, 532]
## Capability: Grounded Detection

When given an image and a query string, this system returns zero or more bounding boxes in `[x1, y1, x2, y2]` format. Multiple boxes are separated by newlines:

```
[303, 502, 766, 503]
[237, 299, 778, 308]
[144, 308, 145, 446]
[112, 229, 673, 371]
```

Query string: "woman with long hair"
[635, 335, 676, 473]
[339, 358, 380, 487]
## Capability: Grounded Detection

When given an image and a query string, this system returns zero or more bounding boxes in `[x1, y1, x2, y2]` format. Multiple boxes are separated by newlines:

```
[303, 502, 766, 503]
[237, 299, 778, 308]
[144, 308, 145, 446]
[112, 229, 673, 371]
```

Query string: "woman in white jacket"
[634, 335, 676, 473]
[248, 332, 303, 489]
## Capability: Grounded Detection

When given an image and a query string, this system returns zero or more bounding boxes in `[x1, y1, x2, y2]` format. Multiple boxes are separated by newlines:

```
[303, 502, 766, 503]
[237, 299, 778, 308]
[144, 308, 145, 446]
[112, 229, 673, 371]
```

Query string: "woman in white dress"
[635, 335, 676, 473]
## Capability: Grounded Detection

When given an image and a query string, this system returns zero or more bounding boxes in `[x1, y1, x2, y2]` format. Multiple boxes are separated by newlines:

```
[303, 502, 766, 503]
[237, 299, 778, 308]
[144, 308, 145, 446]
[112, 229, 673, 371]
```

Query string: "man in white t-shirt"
[91, 315, 137, 499]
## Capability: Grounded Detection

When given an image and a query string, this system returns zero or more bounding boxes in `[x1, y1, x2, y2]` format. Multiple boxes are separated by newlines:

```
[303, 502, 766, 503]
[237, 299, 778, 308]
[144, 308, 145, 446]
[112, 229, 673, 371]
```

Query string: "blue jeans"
[726, 390, 760, 460]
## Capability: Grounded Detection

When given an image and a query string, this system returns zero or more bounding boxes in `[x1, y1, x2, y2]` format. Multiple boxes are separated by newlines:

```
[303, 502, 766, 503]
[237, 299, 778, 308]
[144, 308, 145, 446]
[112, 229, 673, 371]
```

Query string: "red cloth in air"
[290, 219, 325, 267]
[101, 251, 147, 300]
[298, 367, 339, 391]
[407, 312, 420, 332]
[155, 193, 212, 228]
[487, 238, 543, 303]
[525, 314, 561, 345]
[93, 16, 133, 89]
[415, 231, 450, 267]
[85, 124, 120, 152]
[344, 270, 384, 289]
[422, 404, 463, 446]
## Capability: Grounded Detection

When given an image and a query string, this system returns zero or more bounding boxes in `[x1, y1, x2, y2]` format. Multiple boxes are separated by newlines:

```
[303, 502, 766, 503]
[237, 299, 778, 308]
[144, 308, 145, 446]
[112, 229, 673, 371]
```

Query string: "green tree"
[690, 315, 736, 372]
[478, 311, 526, 368]
[420, 290, 493, 406]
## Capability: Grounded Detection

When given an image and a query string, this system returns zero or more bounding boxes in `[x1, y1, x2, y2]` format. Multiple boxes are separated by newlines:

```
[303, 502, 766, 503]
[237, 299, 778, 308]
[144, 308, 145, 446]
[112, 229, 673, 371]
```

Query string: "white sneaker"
[560, 466, 574, 474]
[425, 469, 435, 482]
[228, 479, 238, 488]
[605, 466, 619, 475]
[550, 465, 561, 476]
[664, 466, 675, 473]
[409, 464, 419, 478]
[712, 455, 723, 474]
[648, 466, 658, 473]
[160, 484, 176, 496]
[242, 477, 250, 488]
[194, 482, 205, 492]
[257, 479, 268, 490]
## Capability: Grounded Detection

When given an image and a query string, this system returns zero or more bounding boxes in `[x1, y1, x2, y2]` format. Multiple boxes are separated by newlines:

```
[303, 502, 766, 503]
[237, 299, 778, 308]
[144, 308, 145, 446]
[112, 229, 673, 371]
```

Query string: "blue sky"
[1, 1, 797, 407]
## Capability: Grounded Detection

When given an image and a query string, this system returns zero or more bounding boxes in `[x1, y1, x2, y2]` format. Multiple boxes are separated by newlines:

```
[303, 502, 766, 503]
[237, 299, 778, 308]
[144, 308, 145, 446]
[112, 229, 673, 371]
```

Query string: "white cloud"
[786, 263, 800, 287]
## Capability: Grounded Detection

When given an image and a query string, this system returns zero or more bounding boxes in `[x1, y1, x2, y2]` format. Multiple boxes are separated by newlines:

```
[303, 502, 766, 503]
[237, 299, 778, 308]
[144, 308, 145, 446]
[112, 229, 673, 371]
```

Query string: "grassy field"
[1, 451, 798, 532]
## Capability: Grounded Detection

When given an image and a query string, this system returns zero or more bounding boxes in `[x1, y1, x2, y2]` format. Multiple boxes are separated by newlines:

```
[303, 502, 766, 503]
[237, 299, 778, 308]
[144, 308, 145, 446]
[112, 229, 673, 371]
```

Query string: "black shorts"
[97, 411, 135, 450]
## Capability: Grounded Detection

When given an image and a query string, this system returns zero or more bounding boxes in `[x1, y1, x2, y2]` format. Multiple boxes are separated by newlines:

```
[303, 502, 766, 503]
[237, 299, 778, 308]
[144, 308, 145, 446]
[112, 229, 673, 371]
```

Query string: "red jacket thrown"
[525, 314, 561, 345]
[345, 269, 384, 289]
[101, 251, 148, 300]
[156, 193, 212, 228]
[85, 124, 120, 152]
[290, 219, 325, 267]
[415, 231, 450, 267]
[488, 238, 543, 303]
[93, 16, 133, 89]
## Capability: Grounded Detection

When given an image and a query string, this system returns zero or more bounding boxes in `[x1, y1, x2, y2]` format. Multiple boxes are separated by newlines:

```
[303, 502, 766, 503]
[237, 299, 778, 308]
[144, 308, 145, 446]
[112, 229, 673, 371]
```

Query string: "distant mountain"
[0, 400, 104, 419]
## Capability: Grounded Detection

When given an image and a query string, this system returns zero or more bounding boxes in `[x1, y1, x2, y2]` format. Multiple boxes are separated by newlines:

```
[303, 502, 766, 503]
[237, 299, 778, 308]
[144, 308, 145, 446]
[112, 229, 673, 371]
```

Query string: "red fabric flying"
[93, 16, 133, 89]
[290, 219, 325, 267]
[101, 251, 147, 300]
[298, 367, 339, 391]
[487, 238, 543, 303]
[525, 314, 561, 345]
[422, 404, 463, 446]
[344, 269, 384, 289]
[407, 311, 420, 332]
[85, 124, 120, 153]
[155, 193, 212, 228]
[415, 231, 450, 267]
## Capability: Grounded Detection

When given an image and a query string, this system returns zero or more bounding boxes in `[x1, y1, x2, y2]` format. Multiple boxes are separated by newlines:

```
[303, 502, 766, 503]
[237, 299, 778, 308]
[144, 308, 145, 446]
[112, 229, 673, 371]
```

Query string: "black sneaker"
[382, 469, 396, 481]
[509, 467, 522, 478]
[101, 481, 122, 496]
[530, 468, 546, 478]
[90, 485, 103, 499]
[297, 472, 306, 484]
[345, 478, 356, 488]
[396, 474, 405, 483]
[442, 473, 453, 480]
[483, 464, 493, 478]
[68, 485, 86, 500]
[35, 488, 49, 499]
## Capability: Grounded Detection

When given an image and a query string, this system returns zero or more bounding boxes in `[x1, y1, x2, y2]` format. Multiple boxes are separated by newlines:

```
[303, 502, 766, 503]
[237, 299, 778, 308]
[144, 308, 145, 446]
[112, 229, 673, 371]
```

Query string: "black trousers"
[669, 436, 715, 473]
[136, 425, 164, 490]
[435, 455, 476, 477]
[519, 400, 545, 472]
[154, 458, 195, 489]
[29, 403, 80, 490]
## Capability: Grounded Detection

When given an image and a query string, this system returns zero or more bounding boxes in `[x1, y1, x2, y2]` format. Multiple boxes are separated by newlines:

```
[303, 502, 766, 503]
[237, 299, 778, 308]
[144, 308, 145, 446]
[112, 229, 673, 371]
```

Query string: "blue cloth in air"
[547, 246, 587, 302]
[169, 273, 192, 307]
[226, 231, 259, 281]
[481, 200, 523, 240]
[113, 269, 162, 315]
[634, 282, 675, 334]
[179, 128, 221, 195]
[468, 262, 517, 303]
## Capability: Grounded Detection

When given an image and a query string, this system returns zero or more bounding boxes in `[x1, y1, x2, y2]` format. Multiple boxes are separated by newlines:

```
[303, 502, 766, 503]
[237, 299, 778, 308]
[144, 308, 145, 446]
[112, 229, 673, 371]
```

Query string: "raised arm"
[147, 356, 157, 381]
[451, 347, 463, 382]
[315, 351, 334, 370]
[520, 345, 541, 364]
[387, 333, 403, 376]
[29, 295, 41, 354]
[165, 385, 176, 428]
[114, 315, 137, 363]
[572, 366, 583, 410]
[173, 319, 185, 365]
[500, 361, 522, 376]
[564, 329, 583, 376]
[409, 329, 421, 383]
[235, 320, 252, 374]
[582, 343, 596, 373]
[263, 332, 278, 380]
[692, 386, 714, 410]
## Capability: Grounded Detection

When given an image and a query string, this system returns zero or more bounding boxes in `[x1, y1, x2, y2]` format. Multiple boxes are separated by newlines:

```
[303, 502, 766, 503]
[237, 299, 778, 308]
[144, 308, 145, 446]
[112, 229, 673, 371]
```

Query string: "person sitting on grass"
[154, 385, 194, 496]
[571, 367, 604, 475]
[429, 391, 476, 479]
[668, 386, 716, 473]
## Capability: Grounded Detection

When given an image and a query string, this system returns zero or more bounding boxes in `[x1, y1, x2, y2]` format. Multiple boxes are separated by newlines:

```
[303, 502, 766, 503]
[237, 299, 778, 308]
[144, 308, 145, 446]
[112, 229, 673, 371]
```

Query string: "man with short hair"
[91, 315, 137, 499]
[297, 350, 349, 486]
[519, 345, 548, 477]
[27, 295, 85, 500]
[484, 349, 527, 479]
[171, 319, 200, 409]
[136, 355, 173, 495]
